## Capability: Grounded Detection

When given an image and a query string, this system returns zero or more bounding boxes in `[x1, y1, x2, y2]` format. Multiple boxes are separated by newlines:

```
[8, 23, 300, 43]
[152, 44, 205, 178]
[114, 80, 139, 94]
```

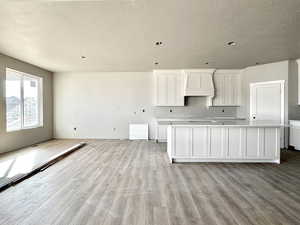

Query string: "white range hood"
[183, 69, 216, 97]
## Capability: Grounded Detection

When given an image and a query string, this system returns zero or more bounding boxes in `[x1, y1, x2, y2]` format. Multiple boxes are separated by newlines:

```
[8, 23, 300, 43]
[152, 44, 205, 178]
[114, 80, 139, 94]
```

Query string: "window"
[5, 68, 43, 132]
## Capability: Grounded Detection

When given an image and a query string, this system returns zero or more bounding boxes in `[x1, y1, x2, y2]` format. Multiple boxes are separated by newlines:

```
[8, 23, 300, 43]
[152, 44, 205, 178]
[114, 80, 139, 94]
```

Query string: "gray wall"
[53, 72, 237, 139]
[0, 54, 53, 153]
[237, 61, 289, 122]
[288, 60, 300, 120]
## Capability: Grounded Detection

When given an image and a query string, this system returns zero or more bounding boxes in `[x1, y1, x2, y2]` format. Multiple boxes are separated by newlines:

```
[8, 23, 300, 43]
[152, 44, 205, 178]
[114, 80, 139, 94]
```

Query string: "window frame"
[5, 68, 43, 132]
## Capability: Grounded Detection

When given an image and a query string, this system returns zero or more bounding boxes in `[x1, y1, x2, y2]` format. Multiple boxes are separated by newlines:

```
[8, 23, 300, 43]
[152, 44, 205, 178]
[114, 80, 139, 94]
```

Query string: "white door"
[250, 81, 284, 121]
[250, 80, 285, 146]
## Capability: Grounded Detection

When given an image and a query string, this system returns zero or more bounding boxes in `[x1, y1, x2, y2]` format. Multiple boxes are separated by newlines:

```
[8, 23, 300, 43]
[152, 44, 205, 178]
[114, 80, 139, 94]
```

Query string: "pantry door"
[250, 80, 285, 147]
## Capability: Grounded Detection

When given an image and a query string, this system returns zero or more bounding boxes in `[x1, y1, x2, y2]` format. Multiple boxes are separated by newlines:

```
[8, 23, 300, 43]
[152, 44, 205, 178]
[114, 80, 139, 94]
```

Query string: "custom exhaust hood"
[183, 69, 216, 97]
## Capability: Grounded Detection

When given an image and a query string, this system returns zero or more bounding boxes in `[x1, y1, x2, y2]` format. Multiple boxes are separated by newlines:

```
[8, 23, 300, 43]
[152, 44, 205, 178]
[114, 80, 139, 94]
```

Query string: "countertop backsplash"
[153, 97, 238, 119]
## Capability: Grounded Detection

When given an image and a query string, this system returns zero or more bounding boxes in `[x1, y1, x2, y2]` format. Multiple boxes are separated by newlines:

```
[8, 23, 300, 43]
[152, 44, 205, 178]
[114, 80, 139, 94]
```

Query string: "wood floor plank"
[0, 140, 300, 225]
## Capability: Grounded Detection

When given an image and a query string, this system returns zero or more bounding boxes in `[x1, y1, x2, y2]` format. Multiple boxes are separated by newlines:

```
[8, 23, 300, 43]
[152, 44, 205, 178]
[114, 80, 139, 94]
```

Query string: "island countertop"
[168, 120, 286, 127]
[156, 117, 246, 122]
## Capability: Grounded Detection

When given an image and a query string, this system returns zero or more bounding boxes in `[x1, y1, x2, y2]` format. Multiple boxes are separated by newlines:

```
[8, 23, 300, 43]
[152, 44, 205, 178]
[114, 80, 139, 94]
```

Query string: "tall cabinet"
[154, 70, 184, 106]
[211, 70, 241, 106]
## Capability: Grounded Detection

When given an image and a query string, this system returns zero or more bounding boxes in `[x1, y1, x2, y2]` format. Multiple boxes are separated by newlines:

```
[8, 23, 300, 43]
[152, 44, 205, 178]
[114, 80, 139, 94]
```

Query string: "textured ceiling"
[0, 0, 299, 72]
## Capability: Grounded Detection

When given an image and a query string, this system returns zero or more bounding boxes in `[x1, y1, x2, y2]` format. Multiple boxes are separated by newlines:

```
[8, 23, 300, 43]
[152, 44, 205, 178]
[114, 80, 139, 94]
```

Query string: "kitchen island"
[167, 121, 283, 164]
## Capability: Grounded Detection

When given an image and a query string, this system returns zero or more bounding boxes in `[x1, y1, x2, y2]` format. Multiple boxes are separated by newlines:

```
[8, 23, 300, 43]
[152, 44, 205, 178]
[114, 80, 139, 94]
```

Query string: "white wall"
[54, 72, 237, 139]
[0, 54, 53, 153]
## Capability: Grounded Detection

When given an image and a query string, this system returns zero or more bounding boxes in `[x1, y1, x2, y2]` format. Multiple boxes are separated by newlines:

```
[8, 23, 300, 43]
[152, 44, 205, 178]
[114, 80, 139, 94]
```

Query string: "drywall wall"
[238, 60, 289, 120]
[54, 72, 155, 139]
[54, 72, 237, 139]
[288, 60, 300, 120]
[0, 54, 53, 153]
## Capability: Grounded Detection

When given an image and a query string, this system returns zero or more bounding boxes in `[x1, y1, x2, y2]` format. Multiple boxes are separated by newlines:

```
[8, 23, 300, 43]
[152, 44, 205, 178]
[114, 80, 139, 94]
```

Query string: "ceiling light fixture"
[227, 41, 237, 46]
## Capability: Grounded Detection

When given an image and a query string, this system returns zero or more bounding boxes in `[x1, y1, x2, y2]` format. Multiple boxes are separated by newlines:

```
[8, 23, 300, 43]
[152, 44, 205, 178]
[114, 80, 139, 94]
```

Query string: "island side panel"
[169, 125, 281, 163]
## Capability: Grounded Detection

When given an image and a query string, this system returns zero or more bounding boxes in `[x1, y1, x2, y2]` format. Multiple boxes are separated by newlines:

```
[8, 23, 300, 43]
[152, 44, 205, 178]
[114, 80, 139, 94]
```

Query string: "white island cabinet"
[167, 121, 282, 164]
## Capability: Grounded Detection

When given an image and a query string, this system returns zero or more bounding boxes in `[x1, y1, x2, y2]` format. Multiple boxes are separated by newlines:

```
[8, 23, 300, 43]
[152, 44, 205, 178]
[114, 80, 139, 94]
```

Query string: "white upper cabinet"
[211, 70, 241, 106]
[154, 69, 241, 107]
[183, 69, 215, 96]
[154, 70, 184, 106]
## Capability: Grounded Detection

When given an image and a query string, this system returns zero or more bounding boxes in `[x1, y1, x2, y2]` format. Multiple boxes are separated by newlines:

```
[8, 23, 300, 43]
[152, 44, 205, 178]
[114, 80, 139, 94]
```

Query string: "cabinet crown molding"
[153, 69, 182, 73]
[214, 69, 241, 74]
[182, 69, 216, 73]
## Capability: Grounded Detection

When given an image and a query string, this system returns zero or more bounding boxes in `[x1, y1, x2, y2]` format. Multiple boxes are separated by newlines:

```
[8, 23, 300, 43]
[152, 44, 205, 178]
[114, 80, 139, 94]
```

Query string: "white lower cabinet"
[168, 126, 280, 163]
[289, 120, 300, 150]
[174, 127, 190, 157]
[156, 123, 169, 142]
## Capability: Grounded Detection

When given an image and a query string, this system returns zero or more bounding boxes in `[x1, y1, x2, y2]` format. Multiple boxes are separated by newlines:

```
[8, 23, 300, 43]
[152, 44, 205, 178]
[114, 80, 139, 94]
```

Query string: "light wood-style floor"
[0, 140, 300, 225]
[0, 139, 81, 188]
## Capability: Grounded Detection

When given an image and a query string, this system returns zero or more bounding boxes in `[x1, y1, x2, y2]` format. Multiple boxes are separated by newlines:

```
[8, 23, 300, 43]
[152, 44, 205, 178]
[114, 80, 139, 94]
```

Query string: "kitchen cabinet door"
[209, 127, 225, 158]
[156, 124, 168, 142]
[224, 74, 240, 105]
[154, 70, 184, 106]
[155, 73, 168, 106]
[173, 127, 190, 157]
[191, 127, 208, 157]
[212, 75, 224, 105]
[212, 70, 241, 106]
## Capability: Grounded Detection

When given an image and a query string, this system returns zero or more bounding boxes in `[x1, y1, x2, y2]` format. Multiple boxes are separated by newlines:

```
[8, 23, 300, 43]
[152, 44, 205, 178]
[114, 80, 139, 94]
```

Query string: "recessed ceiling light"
[81, 56, 86, 59]
[155, 41, 163, 46]
[227, 41, 237, 46]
